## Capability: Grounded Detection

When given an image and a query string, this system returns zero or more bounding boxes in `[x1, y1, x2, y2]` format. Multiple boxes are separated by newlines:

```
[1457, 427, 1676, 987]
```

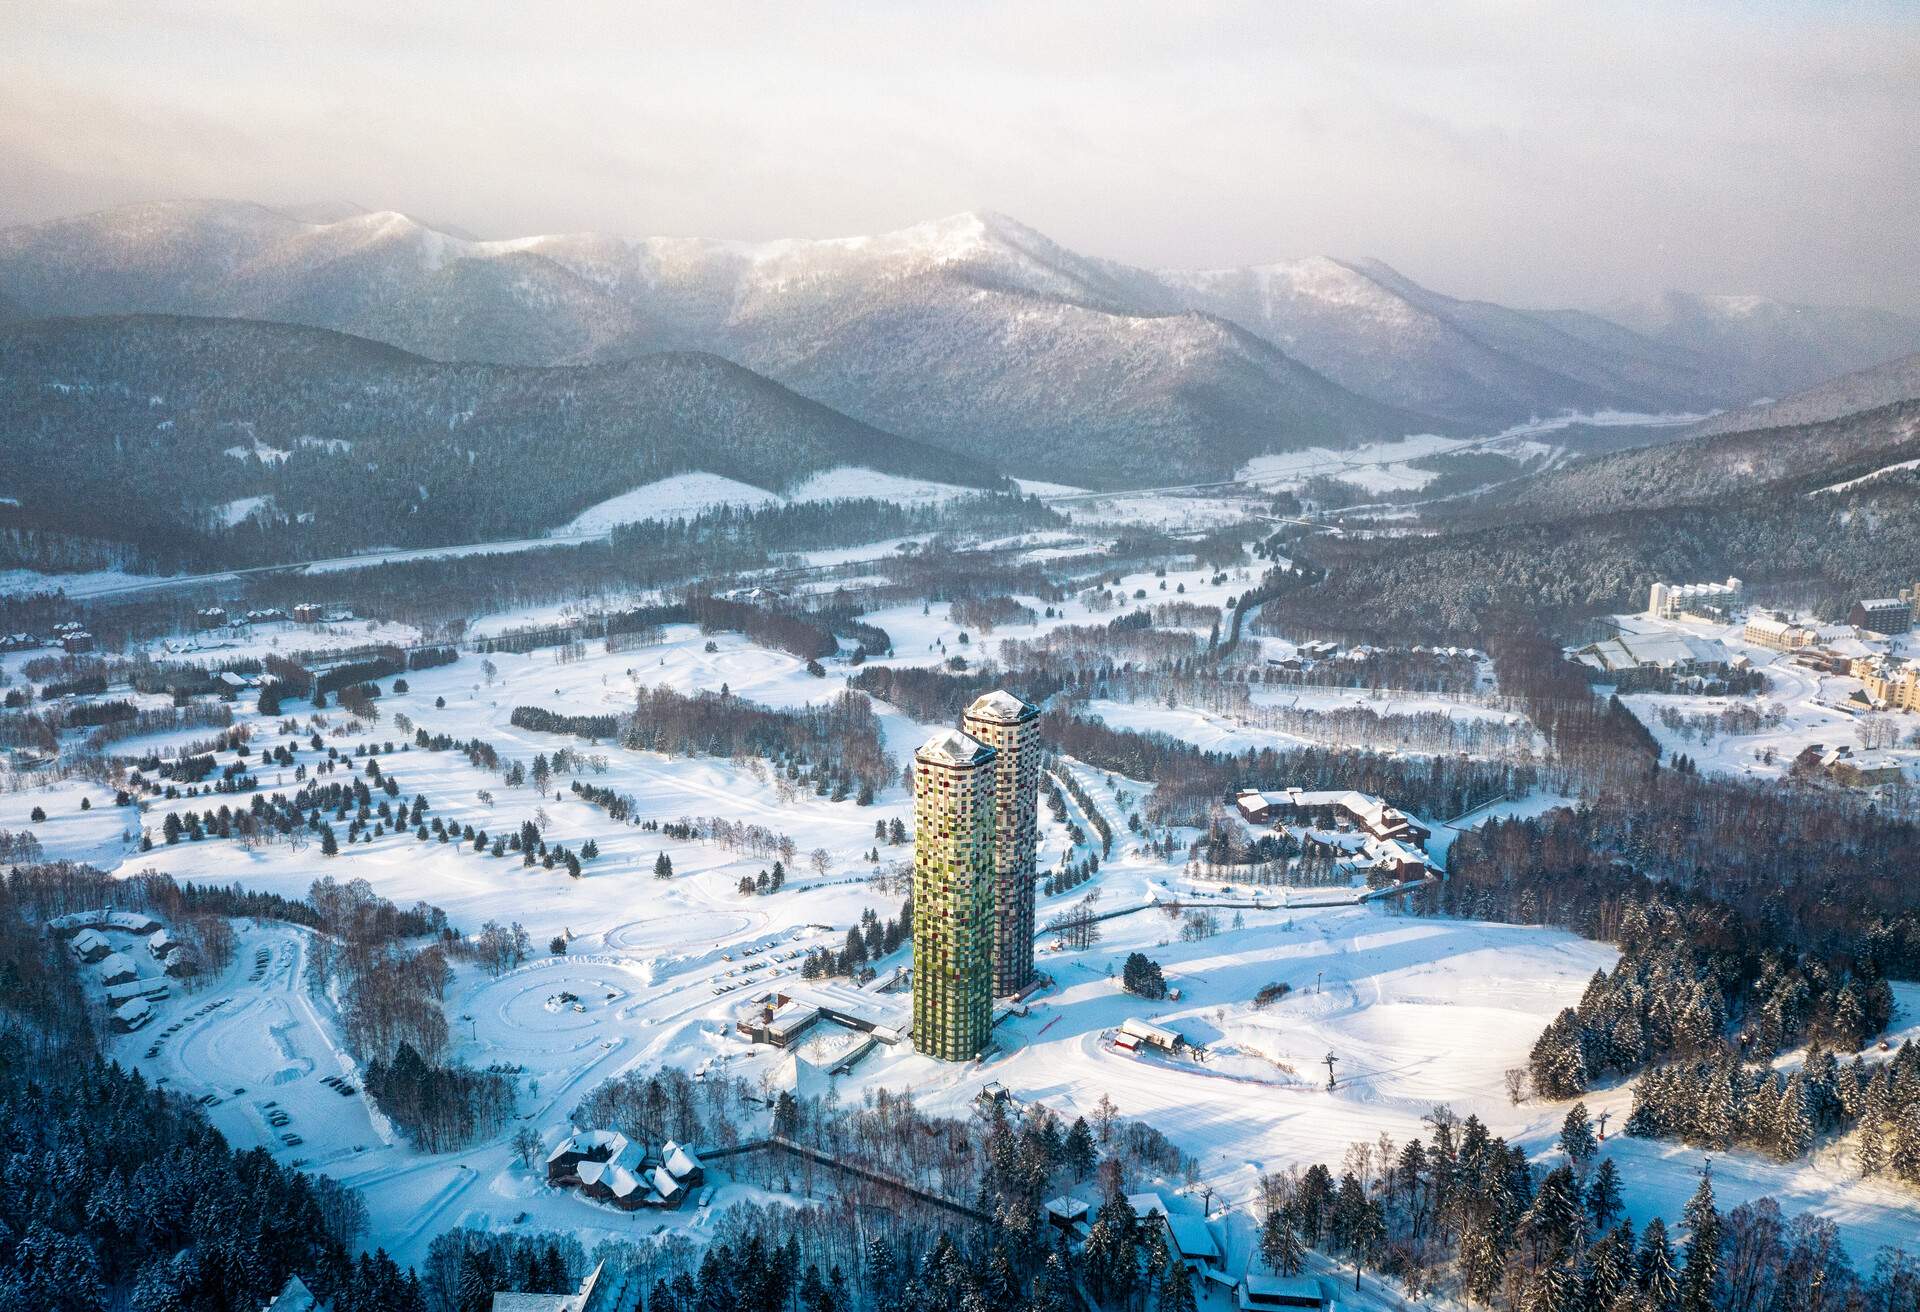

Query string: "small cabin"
[1239, 1275, 1326, 1310]
[1043, 1196, 1089, 1235]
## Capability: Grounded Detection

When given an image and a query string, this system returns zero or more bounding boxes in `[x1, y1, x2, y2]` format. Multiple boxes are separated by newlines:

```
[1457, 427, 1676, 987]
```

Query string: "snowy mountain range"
[5, 200, 1920, 484]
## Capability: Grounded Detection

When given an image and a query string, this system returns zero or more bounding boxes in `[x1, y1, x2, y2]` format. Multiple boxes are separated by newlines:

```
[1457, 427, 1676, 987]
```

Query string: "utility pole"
[1324, 1051, 1339, 1091]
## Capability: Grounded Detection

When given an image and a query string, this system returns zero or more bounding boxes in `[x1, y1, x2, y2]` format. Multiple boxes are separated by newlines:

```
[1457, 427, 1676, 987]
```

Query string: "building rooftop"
[263, 1276, 322, 1312]
[1579, 632, 1730, 672]
[916, 728, 995, 767]
[1165, 1213, 1220, 1260]
[1241, 1274, 1324, 1302]
[1127, 1190, 1170, 1219]
[965, 689, 1038, 724]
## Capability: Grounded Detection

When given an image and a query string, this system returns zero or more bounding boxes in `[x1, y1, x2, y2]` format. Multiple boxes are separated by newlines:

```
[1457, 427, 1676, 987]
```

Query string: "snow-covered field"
[1079, 693, 1534, 761]
[1053, 489, 1272, 531]
[558, 472, 782, 532]
[1239, 434, 1464, 495]
[1814, 456, 1920, 496]
[7, 603, 1917, 1273]
[0, 565, 193, 598]
[560, 467, 985, 534]
[1234, 412, 1703, 503]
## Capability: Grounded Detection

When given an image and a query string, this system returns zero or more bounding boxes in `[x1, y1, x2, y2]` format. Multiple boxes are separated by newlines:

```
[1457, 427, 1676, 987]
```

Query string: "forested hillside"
[0, 315, 994, 569]
[1687, 352, 1920, 439]
[1259, 431, 1920, 642]
[1474, 399, 1920, 521]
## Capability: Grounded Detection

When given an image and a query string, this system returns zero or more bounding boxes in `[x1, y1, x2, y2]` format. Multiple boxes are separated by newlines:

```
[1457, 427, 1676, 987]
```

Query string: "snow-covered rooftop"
[915, 728, 994, 767]
[964, 688, 1037, 724]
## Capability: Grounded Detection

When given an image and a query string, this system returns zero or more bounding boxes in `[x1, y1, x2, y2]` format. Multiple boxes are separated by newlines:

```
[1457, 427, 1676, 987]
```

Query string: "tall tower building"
[910, 728, 997, 1062]
[963, 689, 1042, 995]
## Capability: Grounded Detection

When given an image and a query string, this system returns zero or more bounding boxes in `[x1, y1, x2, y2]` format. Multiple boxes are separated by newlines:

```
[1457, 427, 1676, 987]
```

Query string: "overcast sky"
[6, 1, 1917, 312]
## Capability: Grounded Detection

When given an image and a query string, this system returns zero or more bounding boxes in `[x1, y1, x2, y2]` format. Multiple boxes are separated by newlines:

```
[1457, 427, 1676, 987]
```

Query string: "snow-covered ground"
[0, 565, 193, 598]
[560, 467, 984, 534]
[558, 472, 782, 532]
[133, 617, 426, 664]
[1053, 489, 1272, 532]
[1079, 693, 1534, 761]
[8, 604, 1916, 1274]
[216, 494, 274, 527]
[1240, 435, 1464, 496]
[1814, 456, 1920, 496]
[1234, 412, 1702, 503]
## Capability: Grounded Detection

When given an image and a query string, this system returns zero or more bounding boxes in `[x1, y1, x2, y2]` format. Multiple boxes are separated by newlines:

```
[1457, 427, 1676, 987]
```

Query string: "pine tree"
[654, 852, 673, 879]
[1637, 1217, 1679, 1312]
[1063, 1117, 1096, 1180]
[1084, 1186, 1140, 1304]
[1028, 1251, 1076, 1312]
[1857, 1065, 1893, 1176]
[1526, 1257, 1581, 1312]
[1532, 1009, 1590, 1098]
[1158, 1258, 1197, 1312]
[1773, 1073, 1814, 1161]
[1586, 1156, 1624, 1231]
[1891, 1102, 1920, 1185]
[1677, 1170, 1720, 1312]
[1695, 1062, 1736, 1151]
[1587, 1222, 1635, 1310]
[1561, 1101, 1598, 1169]
[1522, 1164, 1584, 1257]
[864, 1237, 899, 1303]
[1261, 1204, 1304, 1276]
[1459, 1215, 1505, 1306]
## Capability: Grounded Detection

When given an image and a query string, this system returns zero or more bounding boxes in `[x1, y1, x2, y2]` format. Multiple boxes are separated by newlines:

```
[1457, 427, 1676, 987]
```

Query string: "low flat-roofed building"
[1127, 1191, 1170, 1222]
[1337, 835, 1440, 883]
[1165, 1214, 1222, 1270]
[491, 1261, 640, 1312]
[1119, 1018, 1186, 1052]
[1239, 1275, 1326, 1310]
[1573, 631, 1733, 690]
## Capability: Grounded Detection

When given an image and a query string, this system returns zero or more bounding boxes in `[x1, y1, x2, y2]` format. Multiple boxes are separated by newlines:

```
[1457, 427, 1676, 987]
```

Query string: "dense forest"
[0, 315, 996, 568]
[1255, 459, 1920, 643]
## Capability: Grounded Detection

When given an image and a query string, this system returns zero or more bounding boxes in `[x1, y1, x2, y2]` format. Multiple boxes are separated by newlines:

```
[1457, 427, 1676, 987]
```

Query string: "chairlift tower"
[1324, 1051, 1339, 1091]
